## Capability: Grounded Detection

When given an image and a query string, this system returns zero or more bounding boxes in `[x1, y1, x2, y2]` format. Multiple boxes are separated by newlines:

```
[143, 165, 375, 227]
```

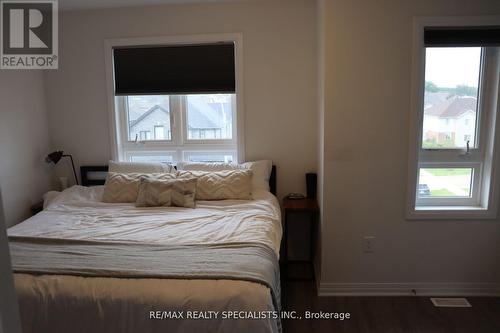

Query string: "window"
[422, 47, 481, 150]
[106, 35, 243, 164]
[407, 21, 500, 219]
[128, 95, 170, 142]
[139, 131, 151, 141]
[116, 93, 237, 163]
[154, 126, 165, 140]
[418, 167, 474, 199]
[186, 95, 233, 140]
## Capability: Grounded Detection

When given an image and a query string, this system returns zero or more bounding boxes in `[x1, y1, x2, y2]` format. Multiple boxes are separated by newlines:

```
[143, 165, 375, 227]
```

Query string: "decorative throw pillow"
[102, 172, 177, 203]
[177, 170, 252, 200]
[177, 160, 272, 192]
[135, 177, 197, 208]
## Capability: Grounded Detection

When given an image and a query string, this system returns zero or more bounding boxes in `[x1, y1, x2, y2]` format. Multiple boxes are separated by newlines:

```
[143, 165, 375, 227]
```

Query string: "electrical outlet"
[363, 236, 375, 253]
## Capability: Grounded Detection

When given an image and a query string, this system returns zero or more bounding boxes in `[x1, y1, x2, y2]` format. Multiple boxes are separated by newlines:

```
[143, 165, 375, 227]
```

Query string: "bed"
[7, 165, 282, 333]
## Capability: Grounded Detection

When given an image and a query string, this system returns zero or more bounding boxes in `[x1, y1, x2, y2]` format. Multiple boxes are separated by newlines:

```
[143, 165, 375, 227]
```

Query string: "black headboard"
[81, 165, 277, 196]
[80, 166, 109, 187]
[269, 165, 276, 196]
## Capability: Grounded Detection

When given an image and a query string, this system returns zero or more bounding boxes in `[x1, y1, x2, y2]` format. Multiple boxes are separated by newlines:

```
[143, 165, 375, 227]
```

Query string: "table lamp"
[45, 151, 79, 185]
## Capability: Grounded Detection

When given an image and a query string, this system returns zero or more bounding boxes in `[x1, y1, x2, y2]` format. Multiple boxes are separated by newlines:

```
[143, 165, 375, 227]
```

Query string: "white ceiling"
[58, 0, 250, 11]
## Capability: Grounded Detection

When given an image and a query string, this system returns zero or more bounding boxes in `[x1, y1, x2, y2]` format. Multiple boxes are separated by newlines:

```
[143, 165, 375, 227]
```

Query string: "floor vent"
[431, 298, 471, 307]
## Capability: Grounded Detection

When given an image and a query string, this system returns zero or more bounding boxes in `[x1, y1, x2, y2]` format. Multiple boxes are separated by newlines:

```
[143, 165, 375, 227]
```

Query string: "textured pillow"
[135, 177, 197, 208]
[108, 160, 174, 174]
[103, 172, 176, 203]
[177, 160, 272, 192]
[177, 170, 252, 200]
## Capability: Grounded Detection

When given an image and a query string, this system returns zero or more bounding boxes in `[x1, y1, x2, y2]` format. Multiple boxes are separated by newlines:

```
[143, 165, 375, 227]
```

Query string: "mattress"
[8, 185, 282, 333]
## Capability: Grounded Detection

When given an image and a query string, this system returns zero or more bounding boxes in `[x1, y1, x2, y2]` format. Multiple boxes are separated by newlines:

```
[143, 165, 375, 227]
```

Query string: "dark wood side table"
[281, 198, 319, 281]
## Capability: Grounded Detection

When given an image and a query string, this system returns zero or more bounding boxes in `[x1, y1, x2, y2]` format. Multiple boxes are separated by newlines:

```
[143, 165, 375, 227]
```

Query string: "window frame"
[125, 150, 176, 163]
[417, 47, 486, 207]
[182, 150, 236, 163]
[406, 16, 500, 220]
[104, 33, 245, 164]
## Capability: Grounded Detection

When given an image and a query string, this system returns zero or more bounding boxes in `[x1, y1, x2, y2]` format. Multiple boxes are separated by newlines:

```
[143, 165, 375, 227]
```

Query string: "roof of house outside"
[130, 105, 168, 127]
[130, 100, 230, 129]
[424, 92, 450, 108]
[187, 98, 229, 129]
[424, 95, 477, 118]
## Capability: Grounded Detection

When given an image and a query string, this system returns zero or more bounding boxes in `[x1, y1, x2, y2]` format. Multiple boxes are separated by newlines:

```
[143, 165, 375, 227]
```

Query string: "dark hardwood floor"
[283, 280, 500, 333]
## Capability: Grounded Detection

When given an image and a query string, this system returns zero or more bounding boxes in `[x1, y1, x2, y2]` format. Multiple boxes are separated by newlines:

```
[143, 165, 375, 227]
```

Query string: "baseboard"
[318, 282, 500, 297]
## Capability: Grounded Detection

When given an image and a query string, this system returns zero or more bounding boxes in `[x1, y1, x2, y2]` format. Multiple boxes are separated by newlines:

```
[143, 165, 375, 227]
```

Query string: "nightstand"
[281, 198, 319, 281]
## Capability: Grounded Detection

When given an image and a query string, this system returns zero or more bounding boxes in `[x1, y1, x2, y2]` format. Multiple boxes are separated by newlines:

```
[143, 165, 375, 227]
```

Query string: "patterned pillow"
[135, 177, 197, 208]
[177, 160, 272, 192]
[102, 172, 177, 203]
[177, 170, 252, 200]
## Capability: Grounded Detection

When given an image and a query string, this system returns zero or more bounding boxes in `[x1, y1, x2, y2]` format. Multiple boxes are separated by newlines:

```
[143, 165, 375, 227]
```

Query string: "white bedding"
[9, 185, 282, 256]
[8, 185, 283, 333]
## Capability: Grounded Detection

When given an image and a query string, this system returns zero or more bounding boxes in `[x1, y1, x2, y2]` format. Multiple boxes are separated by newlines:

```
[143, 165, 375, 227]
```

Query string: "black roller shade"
[424, 26, 500, 47]
[113, 43, 235, 95]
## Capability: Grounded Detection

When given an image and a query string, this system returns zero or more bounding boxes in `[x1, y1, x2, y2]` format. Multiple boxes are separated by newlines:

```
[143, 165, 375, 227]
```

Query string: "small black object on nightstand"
[281, 197, 319, 281]
[30, 201, 44, 216]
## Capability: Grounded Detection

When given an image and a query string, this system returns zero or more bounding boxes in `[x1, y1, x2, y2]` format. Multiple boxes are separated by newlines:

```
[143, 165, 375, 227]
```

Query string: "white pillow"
[109, 160, 173, 174]
[43, 191, 61, 209]
[177, 160, 272, 192]
[241, 160, 273, 192]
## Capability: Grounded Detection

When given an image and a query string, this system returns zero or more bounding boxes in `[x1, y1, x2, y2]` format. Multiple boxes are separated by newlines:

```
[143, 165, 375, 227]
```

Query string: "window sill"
[416, 205, 486, 211]
[407, 206, 497, 220]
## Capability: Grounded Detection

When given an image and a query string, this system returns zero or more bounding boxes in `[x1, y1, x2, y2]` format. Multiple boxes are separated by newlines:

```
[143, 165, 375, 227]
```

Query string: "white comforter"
[9, 186, 282, 255]
[8, 186, 283, 333]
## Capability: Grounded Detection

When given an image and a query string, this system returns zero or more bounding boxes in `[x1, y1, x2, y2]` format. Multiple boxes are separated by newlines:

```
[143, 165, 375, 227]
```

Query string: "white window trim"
[104, 33, 245, 163]
[182, 150, 236, 163]
[406, 16, 500, 220]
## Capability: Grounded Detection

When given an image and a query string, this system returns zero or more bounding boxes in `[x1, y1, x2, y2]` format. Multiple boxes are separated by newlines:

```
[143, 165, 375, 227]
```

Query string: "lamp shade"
[46, 151, 64, 164]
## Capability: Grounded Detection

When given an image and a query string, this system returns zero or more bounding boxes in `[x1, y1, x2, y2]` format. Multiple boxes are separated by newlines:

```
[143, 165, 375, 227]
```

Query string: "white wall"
[45, 0, 318, 199]
[319, 0, 500, 294]
[0, 71, 52, 227]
